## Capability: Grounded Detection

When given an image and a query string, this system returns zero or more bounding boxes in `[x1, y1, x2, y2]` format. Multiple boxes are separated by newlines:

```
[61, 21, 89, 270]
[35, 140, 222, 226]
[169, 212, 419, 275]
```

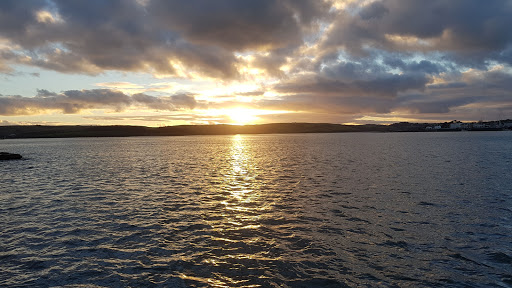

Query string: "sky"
[1, 0, 512, 126]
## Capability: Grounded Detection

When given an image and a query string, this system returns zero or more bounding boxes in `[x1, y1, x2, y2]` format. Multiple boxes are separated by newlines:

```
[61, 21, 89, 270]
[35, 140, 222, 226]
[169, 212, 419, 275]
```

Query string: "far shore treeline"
[1, 120, 511, 139]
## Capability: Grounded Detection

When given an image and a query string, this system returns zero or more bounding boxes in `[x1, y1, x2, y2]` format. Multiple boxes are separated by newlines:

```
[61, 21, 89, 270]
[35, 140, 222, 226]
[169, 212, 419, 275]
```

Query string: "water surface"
[1, 132, 512, 287]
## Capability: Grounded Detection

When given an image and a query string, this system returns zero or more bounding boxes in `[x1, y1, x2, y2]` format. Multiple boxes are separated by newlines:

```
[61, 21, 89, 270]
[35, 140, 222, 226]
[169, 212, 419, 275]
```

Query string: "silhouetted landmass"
[0, 152, 22, 160]
[0, 123, 383, 138]
[1, 120, 511, 139]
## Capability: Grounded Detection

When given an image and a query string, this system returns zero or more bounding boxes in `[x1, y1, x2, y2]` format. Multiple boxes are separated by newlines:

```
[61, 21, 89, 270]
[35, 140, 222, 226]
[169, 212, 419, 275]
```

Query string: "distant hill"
[0, 123, 387, 139]
[0, 120, 510, 139]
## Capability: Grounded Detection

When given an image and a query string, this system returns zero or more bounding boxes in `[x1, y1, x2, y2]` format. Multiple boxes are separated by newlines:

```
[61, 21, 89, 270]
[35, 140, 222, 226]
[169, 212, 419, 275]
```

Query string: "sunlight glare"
[226, 108, 259, 125]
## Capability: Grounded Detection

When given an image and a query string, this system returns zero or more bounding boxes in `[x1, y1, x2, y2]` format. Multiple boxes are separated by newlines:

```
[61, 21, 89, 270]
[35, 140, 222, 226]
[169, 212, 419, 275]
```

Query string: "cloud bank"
[1, 0, 512, 123]
[0, 89, 197, 115]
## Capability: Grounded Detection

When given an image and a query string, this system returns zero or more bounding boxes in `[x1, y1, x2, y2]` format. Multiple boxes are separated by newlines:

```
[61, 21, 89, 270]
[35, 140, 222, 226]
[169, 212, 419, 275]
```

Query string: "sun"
[204, 107, 292, 125]
[225, 108, 259, 125]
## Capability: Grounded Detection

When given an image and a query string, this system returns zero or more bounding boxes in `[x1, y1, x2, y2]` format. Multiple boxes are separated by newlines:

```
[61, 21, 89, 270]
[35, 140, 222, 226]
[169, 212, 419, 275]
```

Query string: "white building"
[449, 120, 462, 129]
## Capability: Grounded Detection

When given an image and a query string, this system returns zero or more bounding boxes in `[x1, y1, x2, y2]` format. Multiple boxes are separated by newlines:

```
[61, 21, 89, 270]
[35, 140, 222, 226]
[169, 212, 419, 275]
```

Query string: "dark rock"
[0, 152, 22, 160]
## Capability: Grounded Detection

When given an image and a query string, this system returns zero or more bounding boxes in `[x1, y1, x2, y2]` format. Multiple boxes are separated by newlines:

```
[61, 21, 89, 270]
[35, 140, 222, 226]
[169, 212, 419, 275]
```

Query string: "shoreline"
[1, 122, 510, 139]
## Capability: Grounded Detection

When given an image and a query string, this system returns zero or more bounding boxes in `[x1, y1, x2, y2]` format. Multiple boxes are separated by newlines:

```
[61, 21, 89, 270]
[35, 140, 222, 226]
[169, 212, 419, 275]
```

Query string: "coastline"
[1, 121, 510, 139]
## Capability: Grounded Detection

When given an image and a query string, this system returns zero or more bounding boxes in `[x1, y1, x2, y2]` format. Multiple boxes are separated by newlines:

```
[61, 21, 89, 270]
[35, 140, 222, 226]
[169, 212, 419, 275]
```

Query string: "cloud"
[0, 119, 13, 125]
[2, 0, 238, 77]
[2, 0, 511, 75]
[0, 0, 330, 78]
[0, 119, 64, 126]
[236, 91, 265, 97]
[382, 57, 446, 75]
[81, 112, 234, 125]
[149, 0, 329, 50]
[258, 65, 512, 120]
[275, 65, 431, 98]
[96, 82, 145, 89]
[0, 1, 48, 42]
[321, 0, 512, 66]
[83, 113, 199, 122]
[131, 93, 197, 110]
[0, 89, 197, 116]
[1, 0, 512, 124]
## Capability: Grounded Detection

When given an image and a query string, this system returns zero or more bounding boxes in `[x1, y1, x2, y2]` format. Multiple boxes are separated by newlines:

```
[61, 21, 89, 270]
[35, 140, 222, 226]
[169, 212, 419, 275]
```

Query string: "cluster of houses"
[388, 119, 512, 132]
[425, 120, 512, 131]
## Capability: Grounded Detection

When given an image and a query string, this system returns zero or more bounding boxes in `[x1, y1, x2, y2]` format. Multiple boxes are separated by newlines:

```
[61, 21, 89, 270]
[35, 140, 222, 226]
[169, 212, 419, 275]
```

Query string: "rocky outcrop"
[0, 152, 22, 160]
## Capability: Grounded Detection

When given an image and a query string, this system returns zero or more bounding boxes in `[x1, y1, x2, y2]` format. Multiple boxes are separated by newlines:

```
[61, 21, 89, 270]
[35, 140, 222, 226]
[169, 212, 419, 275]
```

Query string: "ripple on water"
[1, 133, 512, 287]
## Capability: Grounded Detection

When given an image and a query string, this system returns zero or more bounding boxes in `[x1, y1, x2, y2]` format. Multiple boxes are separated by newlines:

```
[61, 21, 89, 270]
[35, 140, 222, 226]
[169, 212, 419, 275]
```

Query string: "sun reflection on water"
[220, 134, 264, 229]
[201, 134, 274, 287]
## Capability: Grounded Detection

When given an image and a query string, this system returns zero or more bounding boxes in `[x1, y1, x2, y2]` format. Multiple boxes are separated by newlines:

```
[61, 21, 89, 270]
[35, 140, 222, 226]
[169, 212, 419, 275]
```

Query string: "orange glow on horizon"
[226, 108, 259, 125]
[202, 108, 292, 125]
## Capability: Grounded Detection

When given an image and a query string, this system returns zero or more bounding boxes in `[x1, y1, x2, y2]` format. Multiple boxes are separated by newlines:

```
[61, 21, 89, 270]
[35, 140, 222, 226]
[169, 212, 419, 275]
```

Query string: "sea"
[1, 132, 511, 287]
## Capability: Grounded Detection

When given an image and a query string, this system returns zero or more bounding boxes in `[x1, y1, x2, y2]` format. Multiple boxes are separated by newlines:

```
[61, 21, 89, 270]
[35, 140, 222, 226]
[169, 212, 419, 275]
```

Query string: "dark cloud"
[382, 56, 446, 74]
[0, 89, 197, 116]
[263, 65, 512, 120]
[132, 93, 197, 110]
[0, 0, 47, 40]
[169, 93, 198, 109]
[1, 0, 510, 75]
[395, 70, 512, 114]
[396, 95, 478, 114]
[256, 94, 394, 115]
[36, 89, 59, 97]
[0, 49, 29, 73]
[276, 71, 430, 98]
[149, 0, 329, 51]
[251, 50, 289, 77]
[269, 53, 438, 116]
[131, 93, 172, 110]
[0, 0, 330, 78]
[408, 61, 434, 73]
[359, 1, 389, 20]
[323, 0, 512, 67]
[149, 0, 297, 51]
